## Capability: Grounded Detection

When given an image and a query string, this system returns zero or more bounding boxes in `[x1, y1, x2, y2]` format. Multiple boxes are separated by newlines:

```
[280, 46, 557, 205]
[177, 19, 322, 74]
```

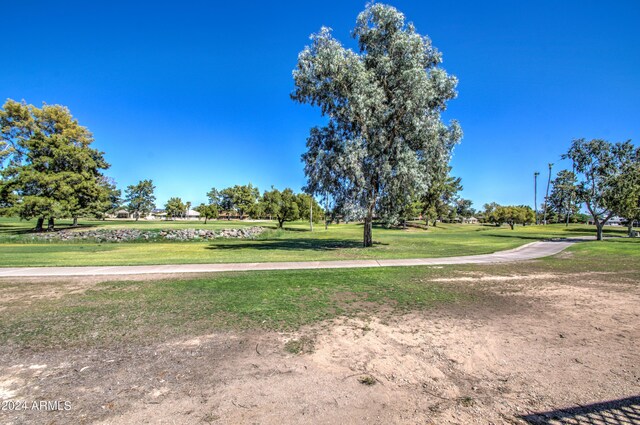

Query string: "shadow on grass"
[0, 223, 94, 235]
[485, 233, 627, 242]
[520, 395, 640, 424]
[206, 238, 387, 251]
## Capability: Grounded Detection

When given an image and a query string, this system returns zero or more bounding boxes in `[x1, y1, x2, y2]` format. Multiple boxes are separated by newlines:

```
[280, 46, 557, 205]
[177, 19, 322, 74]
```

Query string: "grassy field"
[0, 217, 631, 267]
[1, 237, 637, 350]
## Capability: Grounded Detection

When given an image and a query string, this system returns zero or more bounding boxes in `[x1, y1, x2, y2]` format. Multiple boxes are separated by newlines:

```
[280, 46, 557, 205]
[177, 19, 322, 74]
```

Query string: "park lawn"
[0, 217, 631, 267]
[0, 237, 637, 350]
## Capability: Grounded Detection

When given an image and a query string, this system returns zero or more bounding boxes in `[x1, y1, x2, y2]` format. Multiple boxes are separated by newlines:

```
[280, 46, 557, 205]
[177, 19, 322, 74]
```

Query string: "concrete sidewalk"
[0, 239, 580, 277]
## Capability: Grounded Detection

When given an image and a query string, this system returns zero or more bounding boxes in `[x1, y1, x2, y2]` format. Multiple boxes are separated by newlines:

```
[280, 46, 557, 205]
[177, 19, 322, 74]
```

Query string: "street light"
[542, 163, 553, 225]
[534, 172, 540, 225]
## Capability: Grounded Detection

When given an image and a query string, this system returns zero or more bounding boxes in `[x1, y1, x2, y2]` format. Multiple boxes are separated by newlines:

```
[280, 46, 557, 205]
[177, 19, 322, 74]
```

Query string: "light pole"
[542, 163, 553, 225]
[534, 172, 540, 225]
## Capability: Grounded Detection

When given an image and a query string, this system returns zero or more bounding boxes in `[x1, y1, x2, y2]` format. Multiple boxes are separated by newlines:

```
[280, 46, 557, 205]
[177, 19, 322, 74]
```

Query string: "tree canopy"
[165, 197, 185, 219]
[547, 170, 580, 225]
[562, 138, 637, 240]
[195, 203, 219, 224]
[293, 3, 461, 246]
[217, 184, 259, 219]
[484, 204, 535, 230]
[0, 99, 110, 230]
[420, 169, 461, 227]
[261, 187, 300, 228]
[124, 179, 156, 221]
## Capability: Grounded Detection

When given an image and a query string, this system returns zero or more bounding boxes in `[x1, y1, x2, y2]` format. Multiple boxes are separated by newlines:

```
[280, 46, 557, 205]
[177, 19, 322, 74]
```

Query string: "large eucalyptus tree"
[292, 3, 461, 246]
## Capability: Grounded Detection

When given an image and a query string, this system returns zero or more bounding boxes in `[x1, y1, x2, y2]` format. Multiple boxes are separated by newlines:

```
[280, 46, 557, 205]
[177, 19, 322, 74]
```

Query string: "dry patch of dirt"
[1, 271, 639, 424]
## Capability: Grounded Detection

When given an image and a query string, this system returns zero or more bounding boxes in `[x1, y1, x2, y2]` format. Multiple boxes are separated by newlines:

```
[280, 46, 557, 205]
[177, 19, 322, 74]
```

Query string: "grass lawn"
[0, 217, 632, 267]
[0, 237, 637, 350]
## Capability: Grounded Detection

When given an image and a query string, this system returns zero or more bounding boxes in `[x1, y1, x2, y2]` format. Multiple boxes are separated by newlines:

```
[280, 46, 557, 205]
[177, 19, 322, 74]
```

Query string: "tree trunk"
[278, 219, 284, 229]
[628, 221, 635, 237]
[596, 223, 603, 241]
[432, 220, 437, 227]
[363, 213, 373, 248]
[204, 217, 208, 224]
[509, 223, 514, 230]
[72, 217, 78, 227]
[35, 217, 44, 232]
[47, 217, 55, 231]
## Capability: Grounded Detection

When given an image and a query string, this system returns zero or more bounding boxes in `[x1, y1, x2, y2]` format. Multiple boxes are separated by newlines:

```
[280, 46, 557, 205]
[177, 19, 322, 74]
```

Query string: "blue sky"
[2, 1, 639, 210]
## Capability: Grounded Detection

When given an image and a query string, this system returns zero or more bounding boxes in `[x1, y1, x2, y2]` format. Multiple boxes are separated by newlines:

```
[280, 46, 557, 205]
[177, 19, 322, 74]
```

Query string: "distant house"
[462, 216, 479, 224]
[219, 210, 242, 220]
[185, 209, 200, 220]
[151, 208, 200, 220]
[588, 216, 624, 226]
[114, 209, 130, 219]
[151, 209, 167, 220]
[608, 217, 625, 226]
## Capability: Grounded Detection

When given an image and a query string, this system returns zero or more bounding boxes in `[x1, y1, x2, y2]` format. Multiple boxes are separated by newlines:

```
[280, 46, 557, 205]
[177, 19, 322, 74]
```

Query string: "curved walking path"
[0, 239, 586, 277]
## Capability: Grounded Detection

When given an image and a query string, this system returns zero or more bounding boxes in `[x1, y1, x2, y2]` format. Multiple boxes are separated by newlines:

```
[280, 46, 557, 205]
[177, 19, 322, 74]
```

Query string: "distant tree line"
[480, 203, 535, 229]
[0, 100, 330, 230]
[537, 139, 639, 240]
[201, 185, 324, 228]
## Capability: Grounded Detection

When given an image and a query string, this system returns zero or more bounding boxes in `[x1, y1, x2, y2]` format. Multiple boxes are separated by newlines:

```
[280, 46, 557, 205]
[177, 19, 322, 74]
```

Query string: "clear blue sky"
[2, 1, 639, 210]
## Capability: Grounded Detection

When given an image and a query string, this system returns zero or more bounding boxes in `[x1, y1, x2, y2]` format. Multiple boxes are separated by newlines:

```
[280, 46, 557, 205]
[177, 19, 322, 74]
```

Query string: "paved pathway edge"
[0, 239, 586, 277]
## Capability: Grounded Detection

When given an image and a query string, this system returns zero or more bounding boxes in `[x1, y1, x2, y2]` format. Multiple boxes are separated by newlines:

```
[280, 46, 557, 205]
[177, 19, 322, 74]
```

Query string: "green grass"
[0, 266, 462, 349]
[0, 237, 637, 350]
[0, 216, 631, 267]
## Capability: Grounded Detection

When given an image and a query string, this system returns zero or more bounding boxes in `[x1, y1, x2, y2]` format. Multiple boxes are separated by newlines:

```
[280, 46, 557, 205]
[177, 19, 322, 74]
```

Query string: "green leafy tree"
[295, 193, 324, 223]
[195, 203, 219, 224]
[482, 202, 499, 225]
[207, 188, 222, 208]
[165, 197, 185, 220]
[219, 187, 235, 219]
[608, 142, 640, 236]
[218, 184, 259, 219]
[293, 3, 461, 246]
[548, 170, 580, 225]
[562, 138, 634, 240]
[94, 176, 121, 220]
[0, 99, 109, 231]
[249, 200, 266, 220]
[233, 184, 259, 219]
[486, 205, 535, 229]
[455, 199, 475, 218]
[421, 171, 462, 227]
[398, 198, 422, 228]
[261, 187, 280, 221]
[261, 187, 300, 228]
[124, 179, 156, 221]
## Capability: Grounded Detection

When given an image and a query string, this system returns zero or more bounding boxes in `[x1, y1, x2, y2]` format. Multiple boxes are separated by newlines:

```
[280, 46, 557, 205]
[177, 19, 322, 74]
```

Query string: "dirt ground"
[1, 269, 639, 425]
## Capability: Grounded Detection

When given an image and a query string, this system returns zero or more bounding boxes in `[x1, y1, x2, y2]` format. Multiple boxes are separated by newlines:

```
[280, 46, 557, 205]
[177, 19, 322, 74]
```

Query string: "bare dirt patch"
[1, 270, 638, 424]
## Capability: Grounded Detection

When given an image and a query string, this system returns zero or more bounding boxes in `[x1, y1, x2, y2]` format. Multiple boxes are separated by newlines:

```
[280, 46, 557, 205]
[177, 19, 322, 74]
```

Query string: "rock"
[33, 226, 264, 243]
